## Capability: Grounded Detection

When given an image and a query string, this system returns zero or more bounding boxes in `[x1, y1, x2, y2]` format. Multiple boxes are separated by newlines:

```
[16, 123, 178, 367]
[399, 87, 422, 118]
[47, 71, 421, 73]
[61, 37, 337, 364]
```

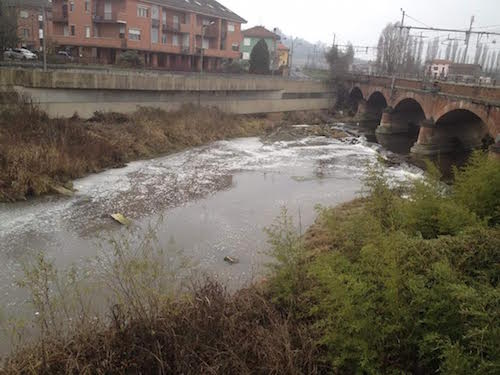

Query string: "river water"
[0, 123, 425, 351]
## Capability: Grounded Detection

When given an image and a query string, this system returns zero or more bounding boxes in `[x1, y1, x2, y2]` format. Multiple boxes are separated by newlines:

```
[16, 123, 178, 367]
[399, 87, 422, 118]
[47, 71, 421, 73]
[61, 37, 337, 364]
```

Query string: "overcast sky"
[225, 0, 500, 48]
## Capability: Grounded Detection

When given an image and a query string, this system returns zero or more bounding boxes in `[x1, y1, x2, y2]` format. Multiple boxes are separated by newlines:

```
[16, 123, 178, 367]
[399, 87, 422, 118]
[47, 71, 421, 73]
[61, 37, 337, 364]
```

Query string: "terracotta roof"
[242, 26, 280, 39]
[149, 0, 246, 24]
[277, 43, 289, 51]
[431, 59, 453, 65]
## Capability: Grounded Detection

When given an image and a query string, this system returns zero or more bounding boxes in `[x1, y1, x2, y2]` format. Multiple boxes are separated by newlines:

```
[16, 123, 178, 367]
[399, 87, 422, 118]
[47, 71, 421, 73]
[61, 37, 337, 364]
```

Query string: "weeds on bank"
[0, 100, 279, 202]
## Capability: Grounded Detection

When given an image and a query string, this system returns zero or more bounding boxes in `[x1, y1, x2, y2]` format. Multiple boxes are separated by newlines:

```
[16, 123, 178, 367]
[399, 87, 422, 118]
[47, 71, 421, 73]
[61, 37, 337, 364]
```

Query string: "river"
[0, 122, 428, 352]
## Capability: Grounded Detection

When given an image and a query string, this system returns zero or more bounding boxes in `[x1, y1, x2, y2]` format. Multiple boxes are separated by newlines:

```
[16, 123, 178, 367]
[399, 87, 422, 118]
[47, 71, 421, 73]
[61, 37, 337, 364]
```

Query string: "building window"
[85, 26, 90, 38]
[69, 2, 74, 12]
[242, 52, 250, 60]
[228, 23, 235, 32]
[137, 6, 148, 18]
[151, 27, 159, 43]
[151, 6, 159, 19]
[161, 34, 167, 44]
[162, 8, 167, 24]
[19, 10, 28, 18]
[182, 34, 189, 47]
[243, 38, 251, 46]
[23, 28, 30, 39]
[202, 37, 209, 49]
[70, 25, 75, 36]
[63, 25, 69, 36]
[129, 28, 141, 40]
[172, 34, 179, 46]
[85, 0, 90, 12]
[173, 15, 179, 28]
[232, 43, 239, 52]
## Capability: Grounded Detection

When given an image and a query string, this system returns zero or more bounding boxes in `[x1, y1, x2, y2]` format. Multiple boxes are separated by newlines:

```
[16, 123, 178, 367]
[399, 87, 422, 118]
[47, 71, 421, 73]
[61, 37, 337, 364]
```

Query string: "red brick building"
[4, 0, 53, 52]
[10, 0, 246, 71]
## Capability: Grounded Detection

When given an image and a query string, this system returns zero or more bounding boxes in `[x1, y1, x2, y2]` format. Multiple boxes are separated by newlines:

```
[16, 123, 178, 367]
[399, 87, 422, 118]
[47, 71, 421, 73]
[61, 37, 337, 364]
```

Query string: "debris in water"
[224, 256, 239, 265]
[111, 213, 132, 226]
[51, 185, 74, 197]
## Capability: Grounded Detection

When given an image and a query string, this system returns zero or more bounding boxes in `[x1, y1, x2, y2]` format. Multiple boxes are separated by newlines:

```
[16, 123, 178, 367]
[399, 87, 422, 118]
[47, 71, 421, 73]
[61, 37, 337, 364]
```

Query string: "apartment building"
[4, 0, 53, 52]
[45, 0, 245, 71]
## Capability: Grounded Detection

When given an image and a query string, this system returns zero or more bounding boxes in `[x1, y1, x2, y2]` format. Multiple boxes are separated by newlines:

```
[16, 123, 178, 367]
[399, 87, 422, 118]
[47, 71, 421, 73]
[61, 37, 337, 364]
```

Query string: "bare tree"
[0, 1, 18, 59]
[375, 22, 406, 74]
[325, 43, 354, 109]
[450, 41, 459, 62]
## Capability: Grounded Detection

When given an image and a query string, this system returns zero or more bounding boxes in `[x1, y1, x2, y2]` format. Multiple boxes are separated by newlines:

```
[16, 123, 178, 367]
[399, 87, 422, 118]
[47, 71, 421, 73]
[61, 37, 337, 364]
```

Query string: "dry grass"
[3, 281, 319, 374]
[0, 101, 291, 202]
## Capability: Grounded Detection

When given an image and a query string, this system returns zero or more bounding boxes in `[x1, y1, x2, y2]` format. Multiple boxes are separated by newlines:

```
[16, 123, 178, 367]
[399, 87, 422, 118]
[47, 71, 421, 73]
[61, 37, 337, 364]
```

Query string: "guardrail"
[0, 61, 314, 81]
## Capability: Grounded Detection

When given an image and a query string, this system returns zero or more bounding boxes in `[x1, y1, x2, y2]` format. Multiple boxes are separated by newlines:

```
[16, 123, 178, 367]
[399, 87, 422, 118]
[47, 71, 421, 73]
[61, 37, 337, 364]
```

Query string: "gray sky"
[225, 0, 500, 48]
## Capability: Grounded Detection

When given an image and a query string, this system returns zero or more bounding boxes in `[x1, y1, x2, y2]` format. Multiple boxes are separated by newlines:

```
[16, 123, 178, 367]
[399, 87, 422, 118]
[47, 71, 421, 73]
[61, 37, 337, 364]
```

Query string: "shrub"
[453, 151, 500, 225]
[117, 50, 144, 68]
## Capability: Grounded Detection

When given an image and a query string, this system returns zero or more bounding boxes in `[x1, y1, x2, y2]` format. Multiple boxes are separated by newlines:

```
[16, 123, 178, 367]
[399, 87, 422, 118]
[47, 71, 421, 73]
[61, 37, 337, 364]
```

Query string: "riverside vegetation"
[1, 151, 499, 374]
[0, 96, 333, 202]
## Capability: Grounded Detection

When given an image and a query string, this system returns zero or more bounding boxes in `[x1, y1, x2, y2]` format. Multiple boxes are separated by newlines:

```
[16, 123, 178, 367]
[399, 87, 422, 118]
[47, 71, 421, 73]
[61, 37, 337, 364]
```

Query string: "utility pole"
[462, 16, 475, 63]
[41, 3, 47, 71]
[198, 21, 215, 106]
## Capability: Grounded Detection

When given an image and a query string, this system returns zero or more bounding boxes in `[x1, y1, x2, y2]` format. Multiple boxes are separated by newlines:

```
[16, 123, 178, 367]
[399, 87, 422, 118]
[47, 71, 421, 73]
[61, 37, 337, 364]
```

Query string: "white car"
[4, 48, 38, 60]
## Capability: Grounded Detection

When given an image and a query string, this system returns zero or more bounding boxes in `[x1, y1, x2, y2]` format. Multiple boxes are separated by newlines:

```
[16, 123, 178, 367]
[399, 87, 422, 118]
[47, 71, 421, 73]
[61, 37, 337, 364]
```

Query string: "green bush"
[453, 151, 500, 225]
[117, 50, 144, 68]
[266, 153, 500, 373]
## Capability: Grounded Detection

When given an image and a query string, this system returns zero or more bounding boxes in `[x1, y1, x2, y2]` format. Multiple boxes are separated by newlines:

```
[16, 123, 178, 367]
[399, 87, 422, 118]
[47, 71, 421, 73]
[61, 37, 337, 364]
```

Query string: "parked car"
[57, 51, 74, 62]
[3, 49, 15, 59]
[3, 48, 38, 60]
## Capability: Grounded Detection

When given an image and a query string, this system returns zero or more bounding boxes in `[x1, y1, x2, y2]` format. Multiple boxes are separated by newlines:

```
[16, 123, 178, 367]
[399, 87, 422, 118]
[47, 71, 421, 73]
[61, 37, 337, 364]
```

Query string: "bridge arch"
[365, 91, 388, 123]
[433, 103, 496, 139]
[434, 109, 491, 151]
[348, 86, 364, 113]
[384, 97, 427, 135]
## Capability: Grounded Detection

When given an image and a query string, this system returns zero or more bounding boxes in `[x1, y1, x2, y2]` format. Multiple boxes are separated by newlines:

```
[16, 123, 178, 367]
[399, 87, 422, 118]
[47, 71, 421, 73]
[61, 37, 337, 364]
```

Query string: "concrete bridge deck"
[0, 67, 334, 118]
[348, 75, 500, 157]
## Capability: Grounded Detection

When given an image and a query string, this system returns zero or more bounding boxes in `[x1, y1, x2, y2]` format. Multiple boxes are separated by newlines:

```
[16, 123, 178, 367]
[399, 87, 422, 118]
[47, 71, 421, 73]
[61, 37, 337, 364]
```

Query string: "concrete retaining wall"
[1, 68, 334, 118]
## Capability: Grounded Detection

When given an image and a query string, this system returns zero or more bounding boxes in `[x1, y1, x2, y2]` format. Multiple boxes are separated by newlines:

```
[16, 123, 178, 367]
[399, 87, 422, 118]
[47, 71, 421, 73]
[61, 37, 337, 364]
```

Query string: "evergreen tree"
[249, 39, 270, 75]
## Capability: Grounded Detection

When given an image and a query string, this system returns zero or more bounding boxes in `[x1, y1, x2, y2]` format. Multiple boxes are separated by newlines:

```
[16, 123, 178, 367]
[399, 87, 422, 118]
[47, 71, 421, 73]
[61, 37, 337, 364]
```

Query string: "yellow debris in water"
[111, 213, 132, 226]
[51, 185, 74, 197]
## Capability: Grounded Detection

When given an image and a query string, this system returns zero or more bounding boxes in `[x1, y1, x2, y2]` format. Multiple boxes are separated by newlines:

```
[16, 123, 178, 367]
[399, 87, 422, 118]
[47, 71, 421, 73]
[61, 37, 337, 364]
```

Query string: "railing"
[52, 11, 68, 22]
[162, 23, 180, 32]
[92, 12, 125, 23]
[179, 23, 190, 34]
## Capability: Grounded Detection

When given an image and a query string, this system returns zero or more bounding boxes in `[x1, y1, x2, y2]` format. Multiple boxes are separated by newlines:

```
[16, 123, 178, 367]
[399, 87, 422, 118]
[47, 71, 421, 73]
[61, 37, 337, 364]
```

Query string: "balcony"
[204, 25, 218, 38]
[203, 48, 240, 59]
[179, 23, 191, 34]
[52, 10, 68, 23]
[194, 24, 219, 38]
[52, 34, 124, 49]
[161, 23, 182, 33]
[92, 12, 125, 23]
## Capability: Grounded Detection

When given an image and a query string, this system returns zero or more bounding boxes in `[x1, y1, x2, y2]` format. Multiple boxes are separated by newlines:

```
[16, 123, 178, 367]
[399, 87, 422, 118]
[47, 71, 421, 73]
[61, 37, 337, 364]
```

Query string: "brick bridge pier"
[347, 75, 500, 158]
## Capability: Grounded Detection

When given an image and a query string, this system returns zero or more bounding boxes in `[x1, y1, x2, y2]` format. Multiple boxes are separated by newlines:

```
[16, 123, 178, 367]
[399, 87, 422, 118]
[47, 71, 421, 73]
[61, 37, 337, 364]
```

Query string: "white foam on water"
[0, 133, 422, 249]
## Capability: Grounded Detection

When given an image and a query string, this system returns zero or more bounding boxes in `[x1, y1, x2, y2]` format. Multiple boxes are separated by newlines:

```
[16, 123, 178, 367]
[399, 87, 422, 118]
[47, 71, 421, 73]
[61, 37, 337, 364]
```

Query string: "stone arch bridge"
[347, 75, 500, 156]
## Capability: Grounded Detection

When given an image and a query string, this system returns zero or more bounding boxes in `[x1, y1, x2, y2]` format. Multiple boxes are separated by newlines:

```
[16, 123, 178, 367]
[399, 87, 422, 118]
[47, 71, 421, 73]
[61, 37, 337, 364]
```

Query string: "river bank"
[3, 151, 499, 374]
[0, 101, 336, 202]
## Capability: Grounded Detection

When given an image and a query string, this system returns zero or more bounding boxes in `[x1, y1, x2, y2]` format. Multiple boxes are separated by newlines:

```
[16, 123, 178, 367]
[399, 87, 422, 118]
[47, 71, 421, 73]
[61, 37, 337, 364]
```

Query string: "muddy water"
[0, 124, 424, 352]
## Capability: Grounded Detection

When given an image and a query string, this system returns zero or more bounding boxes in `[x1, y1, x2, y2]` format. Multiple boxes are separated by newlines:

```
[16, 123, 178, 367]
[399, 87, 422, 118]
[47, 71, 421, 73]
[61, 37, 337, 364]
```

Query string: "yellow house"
[277, 43, 290, 68]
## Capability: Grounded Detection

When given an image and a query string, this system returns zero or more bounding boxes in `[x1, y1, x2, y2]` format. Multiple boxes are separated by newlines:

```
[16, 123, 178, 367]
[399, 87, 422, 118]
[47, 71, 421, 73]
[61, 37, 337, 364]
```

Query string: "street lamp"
[199, 20, 215, 106]
[200, 20, 215, 75]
